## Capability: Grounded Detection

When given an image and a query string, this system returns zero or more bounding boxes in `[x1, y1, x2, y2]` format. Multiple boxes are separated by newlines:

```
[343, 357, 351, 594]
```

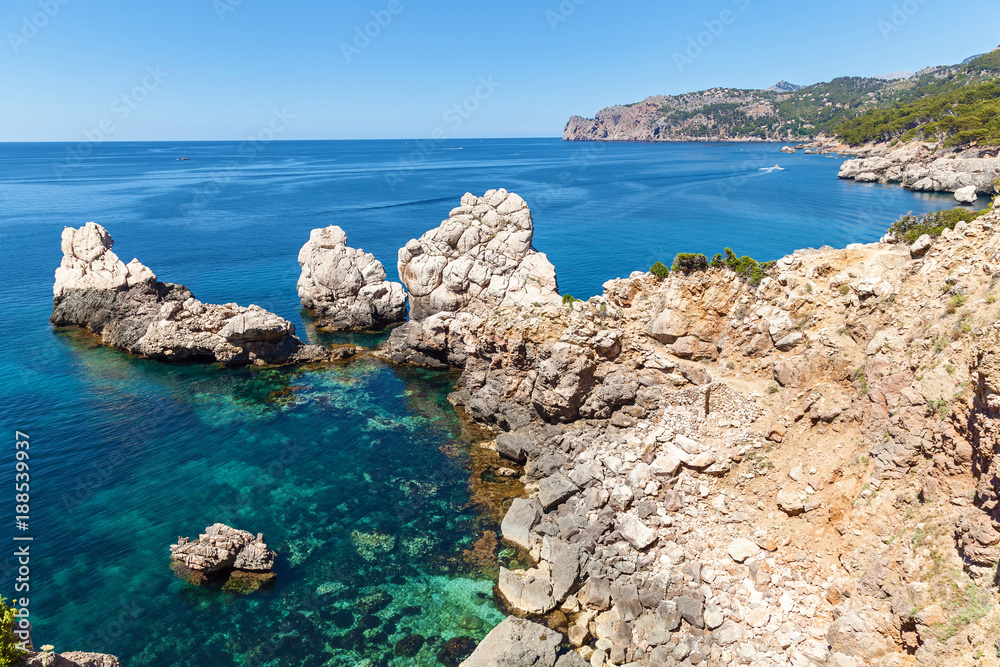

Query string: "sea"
[0, 138, 981, 666]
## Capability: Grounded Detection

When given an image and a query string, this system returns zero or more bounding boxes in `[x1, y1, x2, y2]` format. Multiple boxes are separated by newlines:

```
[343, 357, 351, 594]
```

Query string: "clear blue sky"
[1, 0, 997, 141]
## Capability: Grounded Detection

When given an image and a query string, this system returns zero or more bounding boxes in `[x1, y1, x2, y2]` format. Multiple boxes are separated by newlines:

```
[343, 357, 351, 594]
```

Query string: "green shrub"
[672, 253, 709, 274]
[722, 248, 773, 287]
[668, 248, 773, 287]
[948, 294, 968, 311]
[561, 294, 579, 304]
[0, 597, 24, 667]
[887, 208, 988, 245]
[649, 261, 670, 279]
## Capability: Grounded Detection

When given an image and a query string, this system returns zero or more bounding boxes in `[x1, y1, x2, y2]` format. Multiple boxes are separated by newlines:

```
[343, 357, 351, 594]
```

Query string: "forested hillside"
[564, 49, 1000, 144]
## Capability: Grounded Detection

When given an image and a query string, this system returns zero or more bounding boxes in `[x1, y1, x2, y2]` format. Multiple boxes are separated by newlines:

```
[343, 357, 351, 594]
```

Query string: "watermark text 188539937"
[12, 431, 32, 652]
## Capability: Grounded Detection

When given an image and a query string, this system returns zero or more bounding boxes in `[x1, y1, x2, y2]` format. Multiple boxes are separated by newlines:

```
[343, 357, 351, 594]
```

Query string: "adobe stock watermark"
[8, 0, 72, 54]
[12, 431, 32, 653]
[546, 0, 586, 31]
[180, 107, 294, 215]
[673, 0, 751, 73]
[877, 0, 929, 40]
[385, 75, 501, 191]
[213, 0, 243, 21]
[52, 66, 168, 179]
[340, 0, 403, 64]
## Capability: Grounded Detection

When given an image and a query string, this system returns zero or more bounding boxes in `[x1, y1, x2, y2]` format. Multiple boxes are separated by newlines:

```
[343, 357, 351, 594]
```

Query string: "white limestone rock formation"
[397, 189, 559, 320]
[384, 189, 560, 368]
[51, 222, 332, 366]
[955, 185, 979, 204]
[53, 222, 156, 298]
[297, 225, 407, 331]
[838, 142, 1000, 195]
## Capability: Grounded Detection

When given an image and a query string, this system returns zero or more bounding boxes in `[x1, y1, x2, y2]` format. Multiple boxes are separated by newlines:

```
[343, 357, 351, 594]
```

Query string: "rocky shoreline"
[797, 136, 1000, 201]
[45, 191, 1000, 665]
[376, 194, 1000, 666]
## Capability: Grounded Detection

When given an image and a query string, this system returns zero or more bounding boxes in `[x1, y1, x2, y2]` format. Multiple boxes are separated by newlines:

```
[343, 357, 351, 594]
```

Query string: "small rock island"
[170, 523, 277, 592]
[297, 225, 407, 331]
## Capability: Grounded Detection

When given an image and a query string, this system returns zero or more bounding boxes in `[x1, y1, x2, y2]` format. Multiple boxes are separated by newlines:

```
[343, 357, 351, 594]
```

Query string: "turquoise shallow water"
[9, 333, 503, 666]
[0, 138, 980, 666]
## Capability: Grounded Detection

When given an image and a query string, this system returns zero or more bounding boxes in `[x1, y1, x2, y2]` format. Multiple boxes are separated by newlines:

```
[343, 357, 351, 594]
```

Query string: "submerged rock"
[394, 634, 425, 657]
[355, 591, 393, 615]
[297, 225, 407, 331]
[51, 223, 330, 366]
[437, 636, 477, 666]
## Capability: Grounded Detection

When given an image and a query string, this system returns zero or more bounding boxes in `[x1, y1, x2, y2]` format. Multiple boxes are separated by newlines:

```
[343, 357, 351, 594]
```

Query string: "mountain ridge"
[564, 49, 1000, 143]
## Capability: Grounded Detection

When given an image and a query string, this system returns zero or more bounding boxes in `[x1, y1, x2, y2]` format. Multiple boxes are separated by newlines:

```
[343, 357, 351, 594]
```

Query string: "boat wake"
[758, 164, 785, 173]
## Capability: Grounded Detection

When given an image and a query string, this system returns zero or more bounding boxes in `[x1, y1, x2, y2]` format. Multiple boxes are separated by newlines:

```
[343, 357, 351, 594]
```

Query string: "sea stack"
[50, 222, 330, 366]
[296, 225, 407, 331]
[383, 189, 560, 368]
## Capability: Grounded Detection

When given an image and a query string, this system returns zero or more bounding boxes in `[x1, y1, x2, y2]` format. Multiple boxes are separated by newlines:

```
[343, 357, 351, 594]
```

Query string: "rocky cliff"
[24, 651, 120, 666]
[51, 223, 331, 366]
[377, 196, 1000, 666]
[563, 90, 790, 143]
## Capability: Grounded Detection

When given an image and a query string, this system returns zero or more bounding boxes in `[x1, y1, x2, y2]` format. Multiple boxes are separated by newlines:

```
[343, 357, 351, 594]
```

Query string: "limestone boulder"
[297, 225, 406, 330]
[169, 523, 275, 573]
[955, 185, 979, 204]
[460, 617, 563, 667]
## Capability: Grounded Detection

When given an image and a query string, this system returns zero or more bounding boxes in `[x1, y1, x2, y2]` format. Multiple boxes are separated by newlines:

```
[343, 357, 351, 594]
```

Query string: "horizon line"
[0, 136, 566, 144]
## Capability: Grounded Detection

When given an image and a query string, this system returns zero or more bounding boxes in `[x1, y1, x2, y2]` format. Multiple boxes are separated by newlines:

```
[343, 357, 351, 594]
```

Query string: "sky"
[0, 0, 997, 142]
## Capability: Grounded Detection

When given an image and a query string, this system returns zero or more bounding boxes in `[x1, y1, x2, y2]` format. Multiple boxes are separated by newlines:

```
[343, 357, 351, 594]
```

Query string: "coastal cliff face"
[51, 223, 331, 366]
[564, 97, 671, 143]
[563, 91, 786, 143]
[564, 51, 1000, 147]
[45, 199, 1000, 665]
[377, 198, 1000, 665]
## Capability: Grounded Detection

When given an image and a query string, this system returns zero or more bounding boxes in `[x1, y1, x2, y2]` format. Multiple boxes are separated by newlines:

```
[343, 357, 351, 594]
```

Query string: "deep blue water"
[0, 138, 974, 666]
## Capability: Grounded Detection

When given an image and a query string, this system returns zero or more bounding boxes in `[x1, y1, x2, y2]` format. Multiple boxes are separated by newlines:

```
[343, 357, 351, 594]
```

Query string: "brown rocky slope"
[381, 197, 1000, 666]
